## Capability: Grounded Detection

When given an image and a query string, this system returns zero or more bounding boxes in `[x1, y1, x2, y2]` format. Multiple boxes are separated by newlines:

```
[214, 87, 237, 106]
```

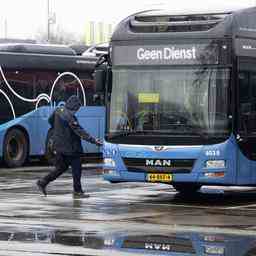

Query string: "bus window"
[5, 70, 35, 99]
[0, 93, 13, 124]
[238, 72, 250, 133]
[239, 72, 250, 103]
[1, 70, 35, 117]
[238, 72, 256, 134]
[249, 73, 256, 133]
[251, 73, 256, 98]
[35, 71, 98, 107]
[76, 72, 98, 106]
[50, 72, 98, 107]
[35, 71, 55, 99]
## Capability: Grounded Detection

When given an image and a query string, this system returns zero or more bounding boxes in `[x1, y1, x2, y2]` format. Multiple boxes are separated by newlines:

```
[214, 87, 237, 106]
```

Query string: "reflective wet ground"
[1, 166, 256, 255]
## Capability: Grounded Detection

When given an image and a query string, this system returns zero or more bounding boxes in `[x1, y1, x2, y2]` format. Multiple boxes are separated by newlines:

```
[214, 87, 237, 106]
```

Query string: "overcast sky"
[0, 0, 255, 40]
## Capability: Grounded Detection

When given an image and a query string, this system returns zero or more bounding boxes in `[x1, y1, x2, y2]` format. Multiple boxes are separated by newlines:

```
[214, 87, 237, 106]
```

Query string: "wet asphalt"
[1, 166, 256, 255]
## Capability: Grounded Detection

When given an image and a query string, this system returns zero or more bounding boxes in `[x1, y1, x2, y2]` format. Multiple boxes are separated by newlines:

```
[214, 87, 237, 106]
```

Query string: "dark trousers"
[41, 153, 83, 193]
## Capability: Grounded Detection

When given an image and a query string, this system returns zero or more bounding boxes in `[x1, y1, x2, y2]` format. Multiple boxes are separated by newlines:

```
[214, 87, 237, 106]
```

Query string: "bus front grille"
[122, 158, 195, 173]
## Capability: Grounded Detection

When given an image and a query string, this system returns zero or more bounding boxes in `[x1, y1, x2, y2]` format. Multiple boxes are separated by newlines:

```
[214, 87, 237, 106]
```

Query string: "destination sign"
[113, 43, 219, 66]
[137, 46, 196, 61]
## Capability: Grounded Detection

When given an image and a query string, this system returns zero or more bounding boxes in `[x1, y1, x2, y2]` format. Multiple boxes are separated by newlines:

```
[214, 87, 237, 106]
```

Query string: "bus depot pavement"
[1, 167, 256, 255]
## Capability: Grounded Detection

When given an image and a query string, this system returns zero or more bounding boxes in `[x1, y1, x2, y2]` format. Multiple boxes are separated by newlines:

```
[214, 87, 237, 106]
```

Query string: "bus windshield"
[109, 67, 230, 137]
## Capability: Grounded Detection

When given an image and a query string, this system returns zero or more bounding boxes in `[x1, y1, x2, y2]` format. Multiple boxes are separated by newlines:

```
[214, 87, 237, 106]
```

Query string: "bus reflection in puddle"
[0, 227, 256, 255]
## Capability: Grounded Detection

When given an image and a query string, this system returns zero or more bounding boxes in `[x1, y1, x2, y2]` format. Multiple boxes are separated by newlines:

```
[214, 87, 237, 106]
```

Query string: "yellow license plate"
[147, 173, 172, 182]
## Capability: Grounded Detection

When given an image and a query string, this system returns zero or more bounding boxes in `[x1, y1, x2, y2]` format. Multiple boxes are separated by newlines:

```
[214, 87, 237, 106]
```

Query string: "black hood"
[65, 95, 82, 112]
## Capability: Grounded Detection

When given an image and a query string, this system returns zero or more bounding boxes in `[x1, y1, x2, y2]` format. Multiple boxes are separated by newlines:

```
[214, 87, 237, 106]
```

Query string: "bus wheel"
[45, 129, 55, 165]
[3, 128, 28, 168]
[172, 183, 201, 194]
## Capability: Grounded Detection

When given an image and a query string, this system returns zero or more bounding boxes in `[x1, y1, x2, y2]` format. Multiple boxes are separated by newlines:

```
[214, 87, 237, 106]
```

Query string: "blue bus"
[101, 6, 256, 193]
[0, 43, 105, 167]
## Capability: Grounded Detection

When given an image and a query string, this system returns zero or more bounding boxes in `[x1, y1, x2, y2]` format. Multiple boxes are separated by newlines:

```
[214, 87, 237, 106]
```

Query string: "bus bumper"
[103, 169, 146, 183]
[103, 168, 229, 185]
[103, 136, 237, 185]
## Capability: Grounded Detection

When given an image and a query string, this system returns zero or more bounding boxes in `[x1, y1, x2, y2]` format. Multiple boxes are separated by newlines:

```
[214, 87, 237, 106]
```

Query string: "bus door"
[237, 63, 256, 184]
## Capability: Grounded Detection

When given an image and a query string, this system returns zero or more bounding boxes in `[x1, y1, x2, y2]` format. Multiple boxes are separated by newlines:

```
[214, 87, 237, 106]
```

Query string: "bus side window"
[0, 93, 13, 124]
[35, 71, 55, 108]
[238, 72, 250, 133]
[77, 72, 104, 106]
[250, 73, 256, 133]
[6, 70, 35, 116]
[50, 74, 84, 105]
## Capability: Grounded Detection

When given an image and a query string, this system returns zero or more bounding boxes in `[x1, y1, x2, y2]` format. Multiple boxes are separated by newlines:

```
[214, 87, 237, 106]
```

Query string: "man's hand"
[95, 138, 103, 146]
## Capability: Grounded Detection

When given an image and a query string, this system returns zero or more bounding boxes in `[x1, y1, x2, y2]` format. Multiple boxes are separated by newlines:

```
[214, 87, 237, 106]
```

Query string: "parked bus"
[0, 43, 106, 167]
[100, 6, 256, 193]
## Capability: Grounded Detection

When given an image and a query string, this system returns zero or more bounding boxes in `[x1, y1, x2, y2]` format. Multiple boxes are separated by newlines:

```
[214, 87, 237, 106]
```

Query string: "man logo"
[154, 146, 165, 151]
[146, 159, 172, 167]
[145, 242, 171, 251]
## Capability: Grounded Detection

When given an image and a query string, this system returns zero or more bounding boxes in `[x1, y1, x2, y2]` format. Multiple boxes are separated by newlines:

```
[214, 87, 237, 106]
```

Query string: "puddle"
[0, 225, 256, 255]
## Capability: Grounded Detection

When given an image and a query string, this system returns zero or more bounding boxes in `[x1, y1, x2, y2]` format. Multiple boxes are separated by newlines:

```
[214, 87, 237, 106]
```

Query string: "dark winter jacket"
[48, 96, 97, 155]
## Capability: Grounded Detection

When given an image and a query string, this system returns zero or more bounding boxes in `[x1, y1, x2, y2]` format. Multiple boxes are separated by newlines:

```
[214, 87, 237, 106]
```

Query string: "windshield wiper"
[107, 130, 147, 139]
[108, 127, 211, 139]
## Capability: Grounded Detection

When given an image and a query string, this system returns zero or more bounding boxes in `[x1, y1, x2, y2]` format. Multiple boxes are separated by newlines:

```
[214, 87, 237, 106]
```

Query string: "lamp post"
[4, 18, 7, 39]
[47, 0, 56, 43]
[47, 0, 50, 42]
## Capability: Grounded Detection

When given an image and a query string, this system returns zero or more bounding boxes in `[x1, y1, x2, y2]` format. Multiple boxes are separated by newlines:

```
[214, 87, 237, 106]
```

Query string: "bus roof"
[0, 38, 36, 44]
[0, 43, 76, 56]
[136, 6, 242, 17]
[0, 43, 98, 71]
[111, 6, 256, 41]
[68, 44, 91, 55]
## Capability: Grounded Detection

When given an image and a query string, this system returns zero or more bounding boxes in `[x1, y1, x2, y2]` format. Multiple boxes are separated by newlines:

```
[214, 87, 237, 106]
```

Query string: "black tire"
[172, 183, 201, 194]
[45, 129, 55, 166]
[3, 128, 28, 168]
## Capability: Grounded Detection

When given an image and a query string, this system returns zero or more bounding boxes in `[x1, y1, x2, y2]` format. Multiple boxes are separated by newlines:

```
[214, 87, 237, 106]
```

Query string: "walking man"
[36, 95, 102, 198]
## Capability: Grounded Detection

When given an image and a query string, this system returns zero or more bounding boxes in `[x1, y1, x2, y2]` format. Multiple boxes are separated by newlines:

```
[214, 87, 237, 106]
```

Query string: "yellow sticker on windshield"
[138, 93, 160, 103]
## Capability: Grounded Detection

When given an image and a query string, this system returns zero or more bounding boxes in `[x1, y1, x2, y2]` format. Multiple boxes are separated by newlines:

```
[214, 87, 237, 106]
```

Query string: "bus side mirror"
[95, 69, 106, 93]
[107, 68, 112, 94]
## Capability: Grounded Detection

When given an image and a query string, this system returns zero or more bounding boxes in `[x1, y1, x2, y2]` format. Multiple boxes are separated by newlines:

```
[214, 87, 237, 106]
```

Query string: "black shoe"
[36, 180, 47, 196]
[73, 192, 90, 199]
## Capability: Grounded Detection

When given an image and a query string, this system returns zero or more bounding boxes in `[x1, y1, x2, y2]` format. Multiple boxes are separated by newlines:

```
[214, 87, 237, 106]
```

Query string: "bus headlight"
[104, 238, 115, 246]
[104, 158, 116, 167]
[204, 245, 225, 255]
[206, 160, 226, 169]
